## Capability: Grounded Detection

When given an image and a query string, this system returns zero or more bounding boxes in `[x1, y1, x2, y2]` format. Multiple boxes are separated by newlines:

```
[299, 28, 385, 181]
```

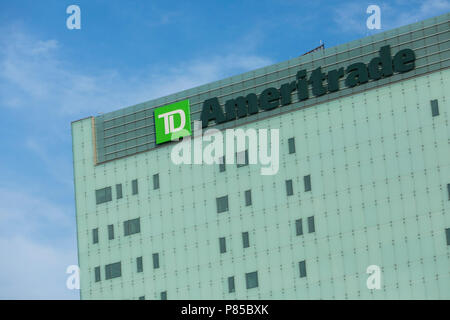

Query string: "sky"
[0, 0, 448, 300]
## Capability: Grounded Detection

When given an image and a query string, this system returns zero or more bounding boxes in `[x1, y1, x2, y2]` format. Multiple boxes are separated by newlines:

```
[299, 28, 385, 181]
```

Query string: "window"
[245, 190, 252, 206]
[95, 186, 112, 205]
[288, 137, 296, 154]
[108, 224, 114, 240]
[138, 296, 145, 300]
[124, 218, 140, 236]
[160, 291, 167, 300]
[295, 219, 303, 236]
[136, 256, 143, 273]
[132, 179, 138, 195]
[219, 156, 226, 172]
[245, 271, 258, 289]
[447, 183, 450, 201]
[116, 184, 123, 199]
[299, 260, 307, 278]
[286, 180, 293, 196]
[304, 175, 311, 192]
[216, 195, 229, 213]
[228, 276, 235, 293]
[236, 150, 249, 167]
[92, 228, 98, 244]
[94, 266, 101, 282]
[431, 99, 439, 116]
[446, 228, 450, 246]
[242, 232, 250, 248]
[219, 237, 226, 254]
[153, 174, 160, 190]
[153, 253, 160, 269]
[308, 216, 315, 233]
[105, 262, 121, 280]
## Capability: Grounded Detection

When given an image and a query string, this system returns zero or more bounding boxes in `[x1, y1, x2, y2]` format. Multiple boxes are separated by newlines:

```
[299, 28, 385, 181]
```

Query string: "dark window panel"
[94, 266, 101, 282]
[108, 224, 114, 240]
[136, 256, 143, 273]
[245, 190, 252, 206]
[288, 137, 296, 154]
[308, 216, 315, 233]
[304, 175, 311, 192]
[236, 150, 249, 168]
[116, 184, 123, 199]
[105, 262, 122, 280]
[286, 180, 293, 196]
[295, 219, 303, 236]
[446, 228, 450, 246]
[153, 174, 160, 190]
[160, 291, 167, 300]
[153, 253, 160, 269]
[132, 179, 138, 195]
[219, 156, 226, 172]
[138, 296, 145, 300]
[245, 271, 258, 289]
[219, 237, 226, 254]
[431, 99, 439, 117]
[447, 183, 450, 201]
[92, 228, 98, 244]
[95, 186, 112, 204]
[216, 196, 229, 213]
[228, 276, 235, 293]
[299, 260, 307, 278]
[124, 218, 140, 236]
[242, 232, 250, 248]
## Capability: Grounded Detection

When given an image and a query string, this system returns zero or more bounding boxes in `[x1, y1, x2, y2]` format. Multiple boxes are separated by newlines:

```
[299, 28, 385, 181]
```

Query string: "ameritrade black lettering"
[201, 45, 415, 128]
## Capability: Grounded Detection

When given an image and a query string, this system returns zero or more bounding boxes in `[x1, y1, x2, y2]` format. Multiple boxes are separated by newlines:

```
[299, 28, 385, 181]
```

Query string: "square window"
[95, 186, 112, 204]
[286, 180, 293, 196]
[124, 218, 140, 236]
[236, 150, 249, 168]
[105, 262, 121, 280]
[245, 271, 258, 289]
[216, 196, 229, 213]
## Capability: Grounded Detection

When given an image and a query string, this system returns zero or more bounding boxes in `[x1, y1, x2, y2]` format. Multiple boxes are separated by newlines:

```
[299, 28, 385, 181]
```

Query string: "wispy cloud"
[0, 24, 272, 299]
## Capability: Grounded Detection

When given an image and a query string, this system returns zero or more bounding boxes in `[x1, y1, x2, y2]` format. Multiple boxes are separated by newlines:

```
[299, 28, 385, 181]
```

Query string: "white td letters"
[158, 110, 186, 135]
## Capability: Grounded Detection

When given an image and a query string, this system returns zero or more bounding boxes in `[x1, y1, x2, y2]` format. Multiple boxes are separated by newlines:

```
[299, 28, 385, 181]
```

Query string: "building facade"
[71, 13, 450, 299]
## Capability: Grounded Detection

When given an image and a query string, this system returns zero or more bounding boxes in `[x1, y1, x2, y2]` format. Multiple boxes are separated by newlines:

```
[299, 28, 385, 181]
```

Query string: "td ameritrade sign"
[155, 45, 415, 144]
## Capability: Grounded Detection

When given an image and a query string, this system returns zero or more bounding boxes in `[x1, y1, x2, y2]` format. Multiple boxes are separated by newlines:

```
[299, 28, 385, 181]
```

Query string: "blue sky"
[0, 0, 448, 299]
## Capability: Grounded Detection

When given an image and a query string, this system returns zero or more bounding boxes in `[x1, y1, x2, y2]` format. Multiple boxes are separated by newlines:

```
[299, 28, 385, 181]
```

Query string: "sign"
[154, 99, 191, 144]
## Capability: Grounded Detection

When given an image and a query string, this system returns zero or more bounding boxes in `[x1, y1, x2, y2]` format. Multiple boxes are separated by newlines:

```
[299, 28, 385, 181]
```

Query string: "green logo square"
[154, 99, 191, 144]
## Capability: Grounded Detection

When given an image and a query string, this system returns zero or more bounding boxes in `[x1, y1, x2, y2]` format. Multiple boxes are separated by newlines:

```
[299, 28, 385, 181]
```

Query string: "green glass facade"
[72, 13, 450, 299]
